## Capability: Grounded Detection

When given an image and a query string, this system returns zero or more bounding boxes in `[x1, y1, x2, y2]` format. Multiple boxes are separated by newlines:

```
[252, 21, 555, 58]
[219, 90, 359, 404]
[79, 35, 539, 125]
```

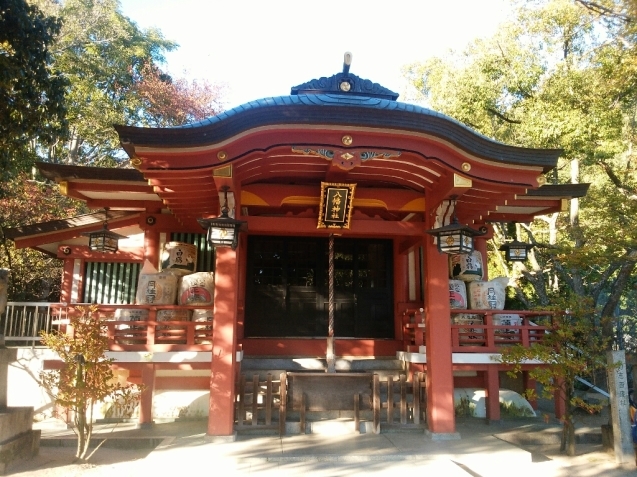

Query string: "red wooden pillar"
[394, 241, 409, 339]
[60, 258, 75, 304]
[523, 372, 538, 409]
[485, 366, 500, 423]
[143, 219, 161, 269]
[138, 363, 155, 428]
[424, 236, 456, 436]
[207, 246, 239, 439]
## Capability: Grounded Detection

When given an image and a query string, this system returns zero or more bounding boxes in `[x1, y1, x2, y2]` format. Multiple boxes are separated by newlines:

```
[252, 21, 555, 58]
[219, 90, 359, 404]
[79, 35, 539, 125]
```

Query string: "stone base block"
[0, 429, 41, 475]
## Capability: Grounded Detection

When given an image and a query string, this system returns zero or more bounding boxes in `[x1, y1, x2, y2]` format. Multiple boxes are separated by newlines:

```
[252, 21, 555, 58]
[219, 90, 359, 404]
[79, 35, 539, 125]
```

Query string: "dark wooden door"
[245, 236, 392, 338]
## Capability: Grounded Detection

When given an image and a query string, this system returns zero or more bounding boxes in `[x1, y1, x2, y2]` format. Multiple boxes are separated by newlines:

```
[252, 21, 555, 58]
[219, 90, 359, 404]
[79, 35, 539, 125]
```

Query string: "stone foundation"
[0, 407, 41, 475]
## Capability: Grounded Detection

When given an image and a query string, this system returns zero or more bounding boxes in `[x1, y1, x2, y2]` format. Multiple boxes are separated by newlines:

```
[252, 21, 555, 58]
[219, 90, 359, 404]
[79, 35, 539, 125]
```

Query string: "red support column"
[424, 236, 457, 437]
[207, 247, 239, 440]
[485, 367, 500, 423]
[138, 363, 155, 428]
[144, 224, 161, 270]
[394, 242, 409, 339]
[60, 258, 75, 304]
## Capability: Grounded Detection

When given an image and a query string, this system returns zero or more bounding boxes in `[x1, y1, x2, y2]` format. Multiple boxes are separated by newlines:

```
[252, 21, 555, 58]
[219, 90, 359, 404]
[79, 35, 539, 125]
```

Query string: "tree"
[40, 306, 141, 461]
[30, 0, 178, 166]
[404, 0, 637, 350]
[133, 63, 225, 127]
[1, 0, 226, 303]
[0, 0, 67, 182]
[497, 298, 610, 456]
[19, 0, 226, 166]
[0, 173, 84, 301]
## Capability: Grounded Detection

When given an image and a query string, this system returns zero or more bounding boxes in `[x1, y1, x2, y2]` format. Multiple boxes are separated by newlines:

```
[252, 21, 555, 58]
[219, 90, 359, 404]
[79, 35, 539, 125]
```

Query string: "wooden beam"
[245, 216, 424, 237]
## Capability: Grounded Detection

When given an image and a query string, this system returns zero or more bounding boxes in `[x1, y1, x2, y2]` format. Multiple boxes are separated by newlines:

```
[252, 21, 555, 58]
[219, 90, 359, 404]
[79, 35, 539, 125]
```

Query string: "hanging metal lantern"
[83, 208, 127, 253]
[499, 240, 534, 262]
[198, 186, 247, 250]
[426, 217, 482, 255]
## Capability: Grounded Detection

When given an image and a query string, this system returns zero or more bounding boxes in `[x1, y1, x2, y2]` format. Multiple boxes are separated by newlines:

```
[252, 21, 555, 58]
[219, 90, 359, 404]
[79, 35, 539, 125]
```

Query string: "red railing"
[402, 308, 552, 353]
[50, 304, 214, 352]
[20, 303, 551, 354]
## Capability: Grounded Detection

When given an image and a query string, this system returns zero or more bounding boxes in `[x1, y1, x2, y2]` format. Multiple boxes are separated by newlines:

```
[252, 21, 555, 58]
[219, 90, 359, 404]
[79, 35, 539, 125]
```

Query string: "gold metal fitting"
[341, 135, 353, 146]
[461, 162, 471, 172]
[217, 151, 227, 161]
[537, 175, 547, 185]
[130, 157, 142, 168]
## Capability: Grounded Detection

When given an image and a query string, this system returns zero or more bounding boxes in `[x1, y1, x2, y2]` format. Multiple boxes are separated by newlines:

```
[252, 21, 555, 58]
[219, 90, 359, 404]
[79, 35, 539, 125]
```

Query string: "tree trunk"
[570, 159, 585, 296]
[75, 400, 87, 460]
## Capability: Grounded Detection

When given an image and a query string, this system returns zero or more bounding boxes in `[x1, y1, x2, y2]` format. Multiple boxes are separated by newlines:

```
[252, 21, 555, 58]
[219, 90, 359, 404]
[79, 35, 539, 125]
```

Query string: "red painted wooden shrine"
[6, 62, 588, 439]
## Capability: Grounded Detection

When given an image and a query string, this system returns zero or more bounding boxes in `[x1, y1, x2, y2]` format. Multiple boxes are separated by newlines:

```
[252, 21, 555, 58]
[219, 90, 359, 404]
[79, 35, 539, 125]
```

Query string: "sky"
[118, 0, 514, 110]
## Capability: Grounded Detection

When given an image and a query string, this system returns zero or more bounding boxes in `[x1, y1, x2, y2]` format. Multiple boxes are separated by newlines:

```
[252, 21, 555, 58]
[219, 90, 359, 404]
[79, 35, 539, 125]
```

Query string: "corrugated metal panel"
[82, 262, 140, 304]
[170, 233, 215, 272]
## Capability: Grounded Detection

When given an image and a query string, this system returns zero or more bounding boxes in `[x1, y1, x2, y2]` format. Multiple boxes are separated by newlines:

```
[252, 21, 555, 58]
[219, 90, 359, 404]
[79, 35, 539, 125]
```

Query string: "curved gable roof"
[115, 71, 560, 172]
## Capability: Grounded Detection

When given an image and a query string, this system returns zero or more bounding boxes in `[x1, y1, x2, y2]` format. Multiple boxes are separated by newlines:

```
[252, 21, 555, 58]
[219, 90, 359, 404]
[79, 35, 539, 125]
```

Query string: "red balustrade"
[402, 308, 552, 353]
[50, 304, 214, 352]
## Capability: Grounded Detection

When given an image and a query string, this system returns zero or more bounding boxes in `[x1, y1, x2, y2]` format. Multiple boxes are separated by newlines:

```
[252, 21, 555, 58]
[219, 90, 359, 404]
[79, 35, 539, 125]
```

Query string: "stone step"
[240, 357, 405, 380]
[236, 418, 425, 435]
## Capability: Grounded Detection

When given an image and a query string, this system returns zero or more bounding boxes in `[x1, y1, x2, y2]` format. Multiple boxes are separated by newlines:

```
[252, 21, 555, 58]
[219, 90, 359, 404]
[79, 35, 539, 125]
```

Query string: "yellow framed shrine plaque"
[317, 182, 356, 229]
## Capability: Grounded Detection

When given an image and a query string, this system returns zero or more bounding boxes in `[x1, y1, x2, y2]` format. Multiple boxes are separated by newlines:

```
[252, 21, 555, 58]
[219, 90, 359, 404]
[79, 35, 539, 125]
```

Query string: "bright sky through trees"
[118, 0, 512, 108]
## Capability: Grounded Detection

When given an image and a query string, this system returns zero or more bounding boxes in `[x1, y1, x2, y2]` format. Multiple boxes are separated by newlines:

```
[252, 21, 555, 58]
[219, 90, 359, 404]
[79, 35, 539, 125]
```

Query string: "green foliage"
[0, 0, 67, 182]
[30, 0, 177, 166]
[1, 0, 225, 302]
[497, 297, 609, 455]
[0, 173, 85, 301]
[404, 0, 637, 347]
[454, 396, 476, 417]
[40, 306, 141, 460]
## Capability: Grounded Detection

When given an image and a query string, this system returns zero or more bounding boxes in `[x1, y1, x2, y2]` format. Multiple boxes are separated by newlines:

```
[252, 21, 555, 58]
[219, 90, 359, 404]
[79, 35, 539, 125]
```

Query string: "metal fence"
[0, 302, 70, 346]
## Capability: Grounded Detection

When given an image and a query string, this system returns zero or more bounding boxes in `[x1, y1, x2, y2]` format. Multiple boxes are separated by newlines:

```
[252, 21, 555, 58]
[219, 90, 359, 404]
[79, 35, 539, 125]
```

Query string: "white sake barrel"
[493, 314, 522, 326]
[156, 309, 191, 322]
[493, 313, 522, 339]
[449, 280, 468, 309]
[161, 242, 197, 276]
[192, 309, 213, 344]
[136, 272, 178, 305]
[114, 308, 148, 344]
[156, 309, 190, 344]
[178, 272, 215, 306]
[449, 251, 484, 282]
[467, 278, 508, 310]
[114, 308, 149, 322]
[452, 313, 484, 345]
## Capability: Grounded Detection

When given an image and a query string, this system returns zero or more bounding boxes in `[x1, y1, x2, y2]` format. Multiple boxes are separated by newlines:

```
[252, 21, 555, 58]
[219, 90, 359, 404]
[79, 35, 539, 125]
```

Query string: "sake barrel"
[114, 308, 149, 344]
[451, 313, 484, 346]
[493, 313, 522, 339]
[136, 272, 178, 305]
[192, 309, 213, 344]
[114, 308, 149, 323]
[178, 272, 214, 306]
[449, 251, 484, 282]
[161, 241, 197, 276]
[156, 308, 191, 344]
[467, 278, 508, 310]
[492, 313, 522, 326]
[156, 308, 191, 322]
[449, 280, 468, 309]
